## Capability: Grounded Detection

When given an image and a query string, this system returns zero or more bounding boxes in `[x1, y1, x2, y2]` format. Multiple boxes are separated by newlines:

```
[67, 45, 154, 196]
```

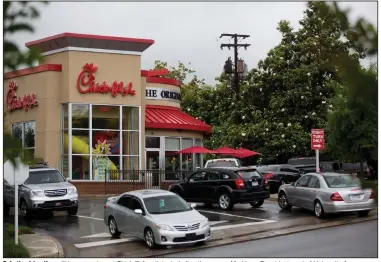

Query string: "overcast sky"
[10, 1, 378, 85]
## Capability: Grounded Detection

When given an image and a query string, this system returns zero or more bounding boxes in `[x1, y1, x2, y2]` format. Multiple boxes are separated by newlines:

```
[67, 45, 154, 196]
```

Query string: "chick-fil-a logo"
[6, 81, 38, 112]
[76, 63, 136, 97]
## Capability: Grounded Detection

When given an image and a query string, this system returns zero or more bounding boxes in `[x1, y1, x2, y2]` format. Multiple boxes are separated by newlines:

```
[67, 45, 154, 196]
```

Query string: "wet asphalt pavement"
[4, 199, 374, 257]
[163, 220, 378, 258]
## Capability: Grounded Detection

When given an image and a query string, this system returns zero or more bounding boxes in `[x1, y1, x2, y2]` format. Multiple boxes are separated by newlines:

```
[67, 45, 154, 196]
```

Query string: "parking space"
[4, 198, 318, 257]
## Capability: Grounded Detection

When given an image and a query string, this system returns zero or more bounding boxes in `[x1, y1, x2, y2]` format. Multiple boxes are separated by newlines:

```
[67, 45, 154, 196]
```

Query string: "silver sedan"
[277, 172, 374, 218]
[104, 189, 211, 248]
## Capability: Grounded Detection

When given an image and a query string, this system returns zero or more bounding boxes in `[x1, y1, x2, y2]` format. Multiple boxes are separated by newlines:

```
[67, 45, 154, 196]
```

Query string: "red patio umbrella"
[214, 146, 239, 155]
[233, 148, 261, 158]
[177, 146, 215, 154]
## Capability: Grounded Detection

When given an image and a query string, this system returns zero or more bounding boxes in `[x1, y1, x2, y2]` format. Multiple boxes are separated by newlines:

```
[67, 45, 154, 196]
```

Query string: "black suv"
[168, 167, 270, 210]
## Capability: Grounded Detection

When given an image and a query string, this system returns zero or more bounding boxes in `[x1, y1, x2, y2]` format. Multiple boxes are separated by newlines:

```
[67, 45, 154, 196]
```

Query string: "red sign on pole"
[311, 129, 324, 150]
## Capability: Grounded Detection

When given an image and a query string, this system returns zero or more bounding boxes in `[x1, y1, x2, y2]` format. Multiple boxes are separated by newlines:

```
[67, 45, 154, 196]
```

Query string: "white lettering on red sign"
[311, 129, 325, 150]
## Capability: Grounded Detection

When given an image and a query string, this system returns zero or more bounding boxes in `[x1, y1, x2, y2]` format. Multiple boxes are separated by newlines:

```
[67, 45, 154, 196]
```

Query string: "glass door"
[146, 150, 160, 188]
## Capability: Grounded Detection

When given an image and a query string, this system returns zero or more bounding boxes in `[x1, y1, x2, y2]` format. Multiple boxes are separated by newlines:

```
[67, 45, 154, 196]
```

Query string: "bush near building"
[3, 223, 33, 258]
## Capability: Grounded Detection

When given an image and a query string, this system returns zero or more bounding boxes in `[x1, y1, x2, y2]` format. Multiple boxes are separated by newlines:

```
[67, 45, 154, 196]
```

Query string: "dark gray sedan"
[278, 172, 374, 218]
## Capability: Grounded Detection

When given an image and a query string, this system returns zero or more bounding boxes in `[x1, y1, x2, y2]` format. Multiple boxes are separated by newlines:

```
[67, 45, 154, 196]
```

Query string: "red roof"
[145, 105, 212, 133]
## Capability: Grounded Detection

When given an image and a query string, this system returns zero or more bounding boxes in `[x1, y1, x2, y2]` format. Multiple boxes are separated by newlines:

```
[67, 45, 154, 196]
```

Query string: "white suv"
[204, 158, 241, 168]
[4, 164, 78, 219]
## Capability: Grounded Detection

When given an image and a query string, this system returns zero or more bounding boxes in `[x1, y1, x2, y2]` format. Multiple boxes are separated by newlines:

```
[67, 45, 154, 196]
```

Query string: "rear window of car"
[323, 175, 361, 188]
[206, 161, 238, 168]
[236, 170, 261, 179]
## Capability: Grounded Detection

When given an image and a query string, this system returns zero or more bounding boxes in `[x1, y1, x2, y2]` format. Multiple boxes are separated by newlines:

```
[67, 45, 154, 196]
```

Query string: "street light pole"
[14, 164, 18, 245]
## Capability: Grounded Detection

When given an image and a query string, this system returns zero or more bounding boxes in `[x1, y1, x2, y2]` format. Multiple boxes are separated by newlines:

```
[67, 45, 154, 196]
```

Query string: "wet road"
[4, 199, 373, 257]
[163, 220, 378, 258]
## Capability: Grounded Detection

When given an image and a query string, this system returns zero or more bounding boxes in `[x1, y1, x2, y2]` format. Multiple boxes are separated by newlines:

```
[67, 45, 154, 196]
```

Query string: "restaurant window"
[146, 137, 160, 148]
[194, 139, 203, 169]
[181, 138, 193, 171]
[61, 104, 141, 181]
[165, 137, 180, 180]
[12, 121, 36, 161]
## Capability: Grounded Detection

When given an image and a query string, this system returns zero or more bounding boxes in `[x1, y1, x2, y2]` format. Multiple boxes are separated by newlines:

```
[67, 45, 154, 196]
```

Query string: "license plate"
[252, 181, 258, 186]
[185, 233, 196, 240]
[350, 194, 363, 201]
[55, 202, 62, 206]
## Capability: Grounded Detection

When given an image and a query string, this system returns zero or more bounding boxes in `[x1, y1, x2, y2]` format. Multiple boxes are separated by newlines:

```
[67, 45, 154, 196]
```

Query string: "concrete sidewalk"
[19, 233, 64, 258]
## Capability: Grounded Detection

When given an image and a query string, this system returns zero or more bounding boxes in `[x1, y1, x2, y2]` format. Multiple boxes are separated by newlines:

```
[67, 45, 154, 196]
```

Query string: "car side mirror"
[189, 203, 197, 208]
[291, 182, 295, 186]
[134, 209, 143, 215]
[188, 179, 194, 183]
[66, 178, 71, 182]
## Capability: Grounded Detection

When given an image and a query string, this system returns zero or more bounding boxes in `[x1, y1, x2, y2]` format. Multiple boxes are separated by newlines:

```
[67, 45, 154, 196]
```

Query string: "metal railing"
[104, 169, 194, 195]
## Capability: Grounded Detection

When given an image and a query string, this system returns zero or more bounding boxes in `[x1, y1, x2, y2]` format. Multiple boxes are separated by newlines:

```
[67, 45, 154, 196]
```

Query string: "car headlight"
[30, 190, 44, 197]
[154, 224, 174, 231]
[68, 187, 77, 194]
[200, 218, 209, 228]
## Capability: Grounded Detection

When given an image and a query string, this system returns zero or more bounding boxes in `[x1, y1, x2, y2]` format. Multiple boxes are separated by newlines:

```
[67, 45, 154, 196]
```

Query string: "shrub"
[3, 223, 33, 258]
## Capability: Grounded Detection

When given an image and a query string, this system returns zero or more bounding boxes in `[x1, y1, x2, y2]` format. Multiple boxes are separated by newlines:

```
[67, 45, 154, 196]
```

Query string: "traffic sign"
[311, 129, 324, 150]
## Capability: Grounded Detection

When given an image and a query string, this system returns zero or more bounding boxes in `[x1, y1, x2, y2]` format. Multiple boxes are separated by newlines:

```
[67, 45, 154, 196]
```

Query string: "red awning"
[177, 146, 215, 154]
[145, 105, 212, 133]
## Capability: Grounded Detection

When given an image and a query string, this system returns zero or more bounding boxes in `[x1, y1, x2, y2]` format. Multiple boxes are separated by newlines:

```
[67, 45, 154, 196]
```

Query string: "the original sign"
[77, 63, 136, 97]
[146, 87, 181, 103]
[6, 81, 38, 112]
[311, 129, 324, 150]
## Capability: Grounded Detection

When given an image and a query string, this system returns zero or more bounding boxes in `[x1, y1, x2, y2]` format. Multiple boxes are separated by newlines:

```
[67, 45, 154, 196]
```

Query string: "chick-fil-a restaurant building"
[4, 33, 212, 194]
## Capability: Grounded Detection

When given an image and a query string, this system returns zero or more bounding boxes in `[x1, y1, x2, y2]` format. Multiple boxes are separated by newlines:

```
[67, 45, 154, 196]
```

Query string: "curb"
[19, 233, 64, 258]
[141, 215, 377, 258]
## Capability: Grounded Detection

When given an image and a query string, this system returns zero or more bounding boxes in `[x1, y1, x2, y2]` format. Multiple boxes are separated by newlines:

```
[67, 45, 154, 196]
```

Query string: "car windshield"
[237, 170, 261, 179]
[24, 170, 65, 184]
[323, 175, 361, 188]
[207, 161, 237, 168]
[143, 195, 192, 214]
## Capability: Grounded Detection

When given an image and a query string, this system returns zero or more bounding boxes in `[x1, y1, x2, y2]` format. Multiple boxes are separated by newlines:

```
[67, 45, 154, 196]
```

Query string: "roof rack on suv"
[29, 161, 49, 169]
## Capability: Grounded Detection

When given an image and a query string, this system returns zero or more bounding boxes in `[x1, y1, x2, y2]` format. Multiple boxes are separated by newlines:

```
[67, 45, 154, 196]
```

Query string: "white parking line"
[211, 220, 275, 231]
[76, 215, 104, 221]
[81, 232, 113, 238]
[199, 210, 277, 222]
[74, 238, 138, 249]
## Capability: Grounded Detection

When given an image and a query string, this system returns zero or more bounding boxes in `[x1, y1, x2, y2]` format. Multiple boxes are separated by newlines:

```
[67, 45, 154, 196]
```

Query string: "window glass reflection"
[92, 155, 120, 181]
[72, 104, 89, 129]
[123, 107, 139, 130]
[123, 131, 139, 155]
[92, 105, 119, 130]
[92, 131, 120, 155]
[72, 155, 90, 180]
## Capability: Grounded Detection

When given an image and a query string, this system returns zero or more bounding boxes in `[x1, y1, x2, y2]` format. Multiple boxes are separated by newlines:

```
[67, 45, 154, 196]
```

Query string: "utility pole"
[220, 33, 250, 96]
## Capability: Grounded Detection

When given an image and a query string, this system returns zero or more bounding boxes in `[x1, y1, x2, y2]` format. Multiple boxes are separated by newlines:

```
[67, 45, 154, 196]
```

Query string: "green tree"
[4, 1, 47, 166]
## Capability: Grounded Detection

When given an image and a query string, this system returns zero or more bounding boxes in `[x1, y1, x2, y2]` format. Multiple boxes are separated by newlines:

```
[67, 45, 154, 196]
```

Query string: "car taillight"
[330, 192, 344, 201]
[235, 178, 245, 189]
[263, 173, 273, 184]
[104, 204, 107, 209]
[370, 189, 375, 199]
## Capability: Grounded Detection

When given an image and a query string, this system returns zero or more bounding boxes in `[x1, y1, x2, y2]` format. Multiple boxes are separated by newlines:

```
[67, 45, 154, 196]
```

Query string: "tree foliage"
[4, 1, 46, 166]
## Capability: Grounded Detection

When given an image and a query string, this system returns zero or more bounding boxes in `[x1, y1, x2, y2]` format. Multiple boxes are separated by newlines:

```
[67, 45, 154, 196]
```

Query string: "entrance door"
[145, 150, 160, 188]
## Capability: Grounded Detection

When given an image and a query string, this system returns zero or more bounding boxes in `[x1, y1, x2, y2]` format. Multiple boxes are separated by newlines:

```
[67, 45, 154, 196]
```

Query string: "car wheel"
[358, 210, 370, 217]
[4, 203, 10, 216]
[218, 192, 233, 210]
[250, 199, 264, 208]
[20, 200, 31, 219]
[144, 228, 156, 249]
[278, 191, 292, 210]
[314, 200, 325, 218]
[108, 217, 121, 238]
[67, 207, 78, 216]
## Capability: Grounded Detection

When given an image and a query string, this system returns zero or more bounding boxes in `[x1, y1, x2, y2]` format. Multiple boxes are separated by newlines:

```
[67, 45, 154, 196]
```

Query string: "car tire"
[278, 191, 292, 210]
[144, 227, 157, 249]
[20, 200, 32, 219]
[250, 199, 264, 208]
[218, 192, 234, 210]
[314, 200, 325, 218]
[4, 203, 10, 216]
[358, 210, 370, 217]
[67, 207, 78, 216]
[108, 217, 121, 238]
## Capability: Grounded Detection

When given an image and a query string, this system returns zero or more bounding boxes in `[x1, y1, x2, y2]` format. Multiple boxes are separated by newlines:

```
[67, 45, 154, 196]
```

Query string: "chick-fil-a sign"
[77, 63, 136, 97]
[6, 81, 38, 112]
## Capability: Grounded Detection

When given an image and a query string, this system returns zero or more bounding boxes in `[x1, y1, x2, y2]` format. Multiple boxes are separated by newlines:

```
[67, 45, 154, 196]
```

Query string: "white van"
[204, 158, 241, 168]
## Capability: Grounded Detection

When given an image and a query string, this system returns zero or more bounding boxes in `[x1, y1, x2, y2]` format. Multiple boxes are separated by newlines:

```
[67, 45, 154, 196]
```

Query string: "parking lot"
[5, 197, 324, 257]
